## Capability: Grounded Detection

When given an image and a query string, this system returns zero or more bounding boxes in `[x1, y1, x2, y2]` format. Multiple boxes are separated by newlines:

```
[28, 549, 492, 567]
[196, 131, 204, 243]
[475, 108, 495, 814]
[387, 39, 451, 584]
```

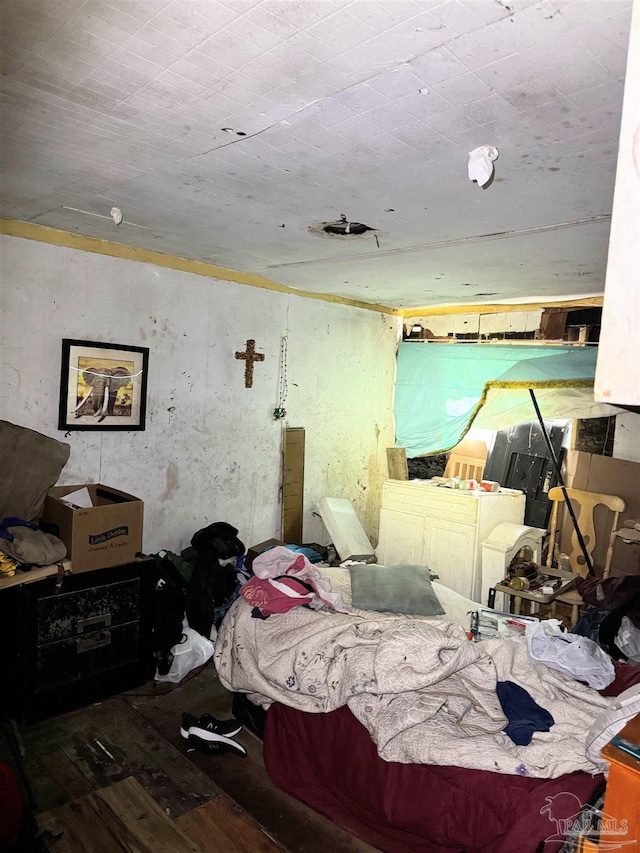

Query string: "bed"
[214, 562, 640, 853]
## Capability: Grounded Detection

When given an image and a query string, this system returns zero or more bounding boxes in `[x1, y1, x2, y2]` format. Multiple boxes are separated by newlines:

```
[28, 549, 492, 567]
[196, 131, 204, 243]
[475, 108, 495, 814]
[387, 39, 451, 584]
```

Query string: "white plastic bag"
[525, 619, 615, 690]
[155, 619, 215, 684]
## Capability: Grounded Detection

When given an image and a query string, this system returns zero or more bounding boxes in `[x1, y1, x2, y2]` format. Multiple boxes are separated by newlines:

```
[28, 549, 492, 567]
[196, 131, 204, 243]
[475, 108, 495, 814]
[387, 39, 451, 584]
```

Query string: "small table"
[614, 526, 640, 546]
[494, 568, 577, 616]
[0, 560, 71, 591]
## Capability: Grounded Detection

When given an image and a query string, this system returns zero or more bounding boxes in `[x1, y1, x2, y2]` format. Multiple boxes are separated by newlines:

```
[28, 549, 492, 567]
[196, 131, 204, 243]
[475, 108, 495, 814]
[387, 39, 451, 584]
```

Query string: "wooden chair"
[547, 486, 626, 627]
[444, 438, 487, 482]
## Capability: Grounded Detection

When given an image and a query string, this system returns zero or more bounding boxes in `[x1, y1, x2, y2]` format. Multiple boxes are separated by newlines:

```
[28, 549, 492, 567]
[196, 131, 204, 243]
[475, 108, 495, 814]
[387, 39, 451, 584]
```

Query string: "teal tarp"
[394, 344, 605, 457]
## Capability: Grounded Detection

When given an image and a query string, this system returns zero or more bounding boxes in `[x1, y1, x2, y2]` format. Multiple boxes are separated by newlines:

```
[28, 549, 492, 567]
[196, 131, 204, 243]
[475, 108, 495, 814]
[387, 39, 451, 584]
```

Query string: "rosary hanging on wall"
[273, 335, 288, 420]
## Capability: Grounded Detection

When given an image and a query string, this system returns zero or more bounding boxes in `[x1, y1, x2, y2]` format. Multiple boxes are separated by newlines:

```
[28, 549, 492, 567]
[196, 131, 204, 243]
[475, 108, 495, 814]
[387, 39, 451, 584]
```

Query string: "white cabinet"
[377, 480, 525, 603]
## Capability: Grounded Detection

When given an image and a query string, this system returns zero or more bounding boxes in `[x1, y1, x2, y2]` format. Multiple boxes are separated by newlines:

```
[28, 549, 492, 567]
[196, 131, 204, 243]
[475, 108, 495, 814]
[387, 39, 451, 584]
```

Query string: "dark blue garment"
[496, 680, 554, 746]
[0, 517, 39, 541]
[572, 608, 608, 645]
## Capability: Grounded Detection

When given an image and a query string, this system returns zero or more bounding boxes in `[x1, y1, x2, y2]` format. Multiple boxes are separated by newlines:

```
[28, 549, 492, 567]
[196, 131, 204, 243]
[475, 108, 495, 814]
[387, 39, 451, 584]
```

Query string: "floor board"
[16, 697, 218, 817]
[177, 798, 286, 853]
[7, 662, 379, 853]
[37, 776, 203, 853]
[125, 662, 378, 853]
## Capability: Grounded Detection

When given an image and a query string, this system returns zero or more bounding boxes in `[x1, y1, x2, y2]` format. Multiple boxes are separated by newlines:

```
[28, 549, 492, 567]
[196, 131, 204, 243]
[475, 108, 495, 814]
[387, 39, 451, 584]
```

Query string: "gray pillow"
[0, 420, 70, 523]
[348, 564, 445, 616]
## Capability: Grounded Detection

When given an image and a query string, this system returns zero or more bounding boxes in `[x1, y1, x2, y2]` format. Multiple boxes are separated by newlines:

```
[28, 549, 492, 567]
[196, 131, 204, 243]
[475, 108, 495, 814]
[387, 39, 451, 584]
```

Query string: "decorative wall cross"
[235, 339, 265, 388]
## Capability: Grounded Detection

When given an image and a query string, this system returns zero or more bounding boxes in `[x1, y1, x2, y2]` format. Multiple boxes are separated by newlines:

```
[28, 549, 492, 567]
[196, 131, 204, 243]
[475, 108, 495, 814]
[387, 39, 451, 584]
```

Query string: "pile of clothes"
[150, 529, 330, 682]
[573, 573, 640, 665]
[149, 521, 249, 679]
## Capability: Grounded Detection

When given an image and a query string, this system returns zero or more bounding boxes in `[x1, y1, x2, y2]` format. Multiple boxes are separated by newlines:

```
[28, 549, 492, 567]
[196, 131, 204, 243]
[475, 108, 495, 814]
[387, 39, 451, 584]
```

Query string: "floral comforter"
[214, 571, 608, 778]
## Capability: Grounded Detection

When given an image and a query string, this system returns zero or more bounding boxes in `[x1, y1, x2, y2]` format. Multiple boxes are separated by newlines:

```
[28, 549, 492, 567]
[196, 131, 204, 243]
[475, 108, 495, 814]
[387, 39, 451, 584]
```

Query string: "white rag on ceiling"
[468, 146, 499, 187]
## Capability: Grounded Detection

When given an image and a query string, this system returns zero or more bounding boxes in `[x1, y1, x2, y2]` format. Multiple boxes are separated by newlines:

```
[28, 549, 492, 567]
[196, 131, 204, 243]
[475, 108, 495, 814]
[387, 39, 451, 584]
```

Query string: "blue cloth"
[394, 343, 600, 455]
[255, 544, 324, 564]
[283, 544, 324, 564]
[0, 517, 39, 541]
[496, 680, 554, 746]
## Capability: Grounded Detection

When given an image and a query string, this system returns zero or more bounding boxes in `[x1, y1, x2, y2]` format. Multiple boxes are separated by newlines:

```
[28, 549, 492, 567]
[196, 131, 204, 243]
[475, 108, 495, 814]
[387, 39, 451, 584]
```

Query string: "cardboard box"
[245, 539, 284, 571]
[41, 484, 143, 573]
[561, 451, 640, 576]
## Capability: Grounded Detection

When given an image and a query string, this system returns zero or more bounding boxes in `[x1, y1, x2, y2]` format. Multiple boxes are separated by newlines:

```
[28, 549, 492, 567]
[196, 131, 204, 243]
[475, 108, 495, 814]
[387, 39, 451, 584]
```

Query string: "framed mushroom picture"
[58, 339, 149, 431]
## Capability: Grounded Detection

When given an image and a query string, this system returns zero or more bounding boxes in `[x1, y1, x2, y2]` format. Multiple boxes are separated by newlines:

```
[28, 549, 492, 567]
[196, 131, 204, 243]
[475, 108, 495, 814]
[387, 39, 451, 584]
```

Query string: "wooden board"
[177, 798, 286, 853]
[36, 776, 203, 853]
[19, 696, 219, 816]
[281, 428, 305, 544]
[386, 448, 408, 480]
[125, 664, 378, 853]
[0, 560, 71, 591]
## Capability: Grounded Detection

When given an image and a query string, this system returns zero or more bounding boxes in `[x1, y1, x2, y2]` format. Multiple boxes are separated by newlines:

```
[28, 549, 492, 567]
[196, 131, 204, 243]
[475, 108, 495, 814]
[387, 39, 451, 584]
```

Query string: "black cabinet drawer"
[37, 578, 140, 643]
[37, 622, 140, 689]
[1, 559, 154, 723]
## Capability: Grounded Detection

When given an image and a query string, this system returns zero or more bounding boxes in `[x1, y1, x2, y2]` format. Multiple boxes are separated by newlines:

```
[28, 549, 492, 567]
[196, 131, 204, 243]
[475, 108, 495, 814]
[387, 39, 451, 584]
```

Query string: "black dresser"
[1, 558, 154, 723]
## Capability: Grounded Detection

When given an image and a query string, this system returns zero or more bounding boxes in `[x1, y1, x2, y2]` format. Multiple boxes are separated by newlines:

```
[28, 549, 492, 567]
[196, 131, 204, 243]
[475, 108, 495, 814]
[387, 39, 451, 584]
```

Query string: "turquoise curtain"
[394, 344, 605, 457]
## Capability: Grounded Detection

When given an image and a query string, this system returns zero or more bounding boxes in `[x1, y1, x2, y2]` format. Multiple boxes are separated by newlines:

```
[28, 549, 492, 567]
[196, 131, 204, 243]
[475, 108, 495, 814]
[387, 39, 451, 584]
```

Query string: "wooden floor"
[2, 662, 378, 853]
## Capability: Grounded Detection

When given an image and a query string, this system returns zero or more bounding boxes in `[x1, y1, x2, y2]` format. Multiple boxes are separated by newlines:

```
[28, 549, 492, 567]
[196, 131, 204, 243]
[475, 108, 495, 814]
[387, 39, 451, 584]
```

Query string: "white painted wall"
[405, 310, 543, 339]
[595, 0, 640, 406]
[613, 412, 640, 464]
[0, 235, 399, 555]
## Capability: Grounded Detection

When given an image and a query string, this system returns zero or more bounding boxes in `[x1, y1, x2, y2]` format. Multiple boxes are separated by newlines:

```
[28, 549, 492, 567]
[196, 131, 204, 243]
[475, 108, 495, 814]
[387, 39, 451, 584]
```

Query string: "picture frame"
[58, 339, 149, 431]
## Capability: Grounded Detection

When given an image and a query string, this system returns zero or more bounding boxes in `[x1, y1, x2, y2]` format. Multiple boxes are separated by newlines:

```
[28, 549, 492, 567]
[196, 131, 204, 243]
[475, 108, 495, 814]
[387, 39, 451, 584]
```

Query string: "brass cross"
[235, 339, 265, 388]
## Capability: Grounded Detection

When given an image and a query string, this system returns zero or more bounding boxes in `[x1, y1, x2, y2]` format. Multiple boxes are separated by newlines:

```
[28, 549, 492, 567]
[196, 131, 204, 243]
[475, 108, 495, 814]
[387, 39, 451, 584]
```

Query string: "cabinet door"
[377, 509, 425, 566]
[422, 519, 476, 599]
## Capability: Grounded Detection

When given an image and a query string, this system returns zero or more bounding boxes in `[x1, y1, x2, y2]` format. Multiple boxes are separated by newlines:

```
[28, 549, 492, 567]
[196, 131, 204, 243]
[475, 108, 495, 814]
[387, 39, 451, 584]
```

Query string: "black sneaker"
[180, 712, 199, 740]
[184, 730, 247, 757]
[180, 712, 243, 741]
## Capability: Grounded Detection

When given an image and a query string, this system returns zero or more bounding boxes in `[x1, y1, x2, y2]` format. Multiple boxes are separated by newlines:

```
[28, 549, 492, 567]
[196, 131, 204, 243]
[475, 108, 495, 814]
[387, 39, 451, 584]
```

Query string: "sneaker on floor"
[180, 712, 243, 741]
[184, 730, 247, 757]
[180, 712, 199, 741]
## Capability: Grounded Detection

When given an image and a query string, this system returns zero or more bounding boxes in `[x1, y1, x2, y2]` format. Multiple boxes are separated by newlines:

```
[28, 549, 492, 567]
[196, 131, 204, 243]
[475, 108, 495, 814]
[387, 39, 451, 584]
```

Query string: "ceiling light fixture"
[322, 214, 372, 236]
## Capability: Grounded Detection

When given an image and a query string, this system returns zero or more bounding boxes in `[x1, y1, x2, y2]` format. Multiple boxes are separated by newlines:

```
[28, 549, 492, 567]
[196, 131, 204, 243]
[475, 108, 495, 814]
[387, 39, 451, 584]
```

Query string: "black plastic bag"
[149, 551, 192, 675]
[185, 522, 245, 638]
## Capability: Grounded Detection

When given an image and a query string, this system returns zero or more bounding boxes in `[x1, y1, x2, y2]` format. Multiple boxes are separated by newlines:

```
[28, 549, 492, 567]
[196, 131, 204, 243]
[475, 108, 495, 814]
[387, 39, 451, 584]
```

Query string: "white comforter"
[214, 567, 608, 778]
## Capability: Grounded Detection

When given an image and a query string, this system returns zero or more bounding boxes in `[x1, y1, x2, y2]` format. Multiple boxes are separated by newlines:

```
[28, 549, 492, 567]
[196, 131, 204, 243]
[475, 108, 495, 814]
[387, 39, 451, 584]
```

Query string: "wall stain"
[160, 461, 180, 502]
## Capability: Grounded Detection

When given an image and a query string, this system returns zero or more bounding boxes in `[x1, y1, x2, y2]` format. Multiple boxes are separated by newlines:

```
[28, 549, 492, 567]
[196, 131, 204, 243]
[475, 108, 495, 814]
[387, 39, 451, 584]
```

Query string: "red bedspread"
[263, 660, 640, 853]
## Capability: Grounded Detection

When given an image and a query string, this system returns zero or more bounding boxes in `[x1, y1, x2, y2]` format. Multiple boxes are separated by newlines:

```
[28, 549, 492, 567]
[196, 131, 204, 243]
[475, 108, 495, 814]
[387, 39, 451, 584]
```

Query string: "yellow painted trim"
[485, 378, 594, 390]
[0, 219, 603, 318]
[401, 297, 603, 318]
[0, 219, 402, 316]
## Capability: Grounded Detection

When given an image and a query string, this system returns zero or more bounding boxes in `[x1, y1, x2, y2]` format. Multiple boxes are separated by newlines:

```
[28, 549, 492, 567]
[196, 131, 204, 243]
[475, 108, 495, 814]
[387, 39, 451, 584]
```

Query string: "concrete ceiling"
[0, 0, 633, 311]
